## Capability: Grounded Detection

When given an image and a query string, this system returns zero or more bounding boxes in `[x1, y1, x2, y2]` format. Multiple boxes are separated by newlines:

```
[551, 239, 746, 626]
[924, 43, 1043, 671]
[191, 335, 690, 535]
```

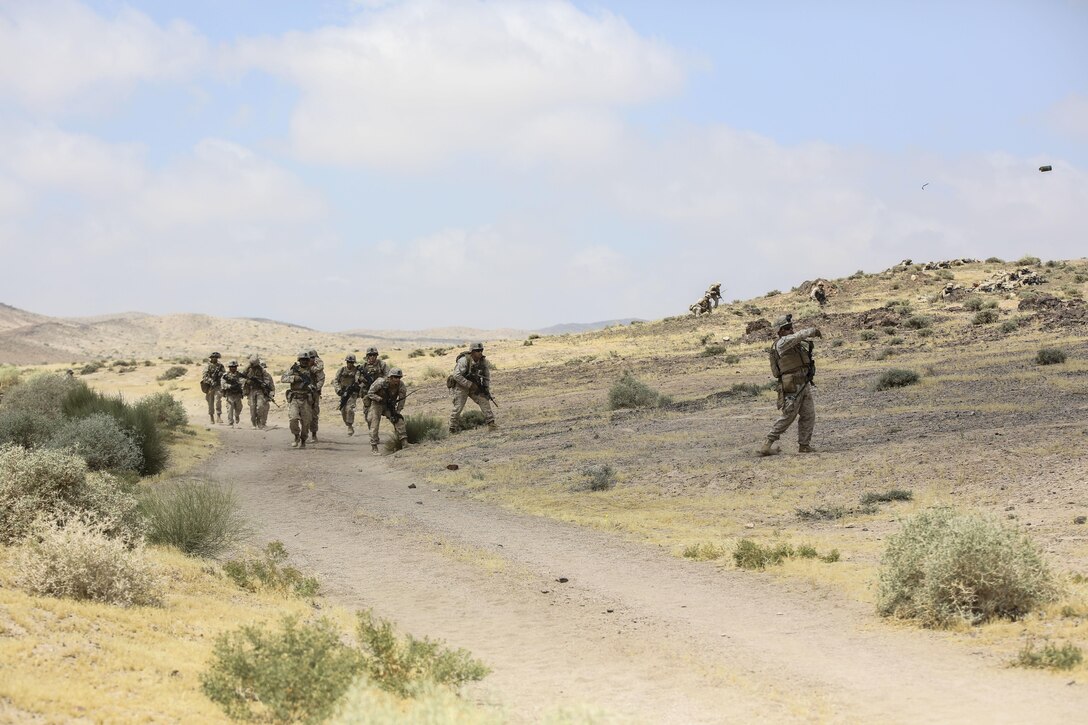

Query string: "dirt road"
[199, 424, 1087, 723]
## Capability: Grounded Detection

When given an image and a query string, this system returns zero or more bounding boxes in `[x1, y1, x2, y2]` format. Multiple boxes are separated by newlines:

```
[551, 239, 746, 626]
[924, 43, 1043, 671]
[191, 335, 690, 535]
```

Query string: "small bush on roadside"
[403, 414, 447, 444]
[905, 315, 932, 329]
[408, 349, 426, 359]
[917, 328, 934, 338]
[1017, 255, 1041, 266]
[223, 541, 320, 598]
[1015, 640, 1083, 671]
[0, 410, 53, 449]
[157, 365, 187, 381]
[1, 373, 78, 420]
[861, 489, 913, 506]
[202, 615, 362, 724]
[63, 386, 167, 475]
[820, 549, 841, 563]
[874, 369, 920, 391]
[700, 345, 729, 357]
[1035, 348, 1067, 366]
[528, 334, 541, 340]
[0, 366, 22, 394]
[683, 542, 728, 561]
[724, 382, 765, 397]
[733, 540, 793, 570]
[796, 545, 818, 559]
[454, 410, 487, 431]
[135, 392, 188, 431]
[796, 506, 846, 521]
[13, 516, 162, 607]
[140, 479, 248, 557]
[859, 330, 877, 341]
[973, 309, 1000, 325]
[356, 610, 490, 698]
[877, 508, 1057, 627]
[608, 372, 664, 410]
[577, 464, 616, 492]
[47, 413, 144, 473]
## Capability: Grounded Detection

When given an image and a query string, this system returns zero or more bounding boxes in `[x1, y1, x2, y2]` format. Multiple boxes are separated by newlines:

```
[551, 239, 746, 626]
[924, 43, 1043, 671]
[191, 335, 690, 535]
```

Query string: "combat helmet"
[469, 342, 484, 352]
[297, 350, 310, 360]
[366, 347, 379, 356]
[774, 314, 794, 331]
[228, 360, 238, 367]
[345, 354, 357, 363]
[308, 349, 318, 358]
[210, 351, 221, 359]
[388, 368, 404, 378]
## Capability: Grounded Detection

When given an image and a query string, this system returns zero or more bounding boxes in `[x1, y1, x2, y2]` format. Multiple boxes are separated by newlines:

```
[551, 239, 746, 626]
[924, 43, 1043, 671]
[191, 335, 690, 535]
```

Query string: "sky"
[0, 0, 1085, 331]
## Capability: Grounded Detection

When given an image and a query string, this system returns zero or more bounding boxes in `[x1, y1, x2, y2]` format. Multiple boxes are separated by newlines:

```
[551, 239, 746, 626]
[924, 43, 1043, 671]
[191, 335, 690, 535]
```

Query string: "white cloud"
[0, 0, 208, 112]
[0, 123, 147, 197]
[1044, 93, 1088, 142]
[233, 0, 685, 169]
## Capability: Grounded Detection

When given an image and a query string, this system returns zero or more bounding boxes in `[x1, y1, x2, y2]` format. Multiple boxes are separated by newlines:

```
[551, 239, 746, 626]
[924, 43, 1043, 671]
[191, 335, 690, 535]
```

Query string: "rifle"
[382, 388, 417, 423]
[466, 372, 499, 407]
[338, 382, 360, 411]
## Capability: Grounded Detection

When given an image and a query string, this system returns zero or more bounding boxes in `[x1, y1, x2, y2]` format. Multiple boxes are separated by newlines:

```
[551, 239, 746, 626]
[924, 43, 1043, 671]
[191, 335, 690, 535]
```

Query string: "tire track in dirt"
[200, 426, 1088, 723]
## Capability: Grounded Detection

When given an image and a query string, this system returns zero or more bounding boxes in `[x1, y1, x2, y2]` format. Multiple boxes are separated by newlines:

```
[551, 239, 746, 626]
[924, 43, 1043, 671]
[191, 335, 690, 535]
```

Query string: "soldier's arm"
[366, 379, 386, 401]
[451, 357, 473, 389]
[395, 389, 406, 412]
[775, 328, 821, 354]
[479, 360, 491, 388]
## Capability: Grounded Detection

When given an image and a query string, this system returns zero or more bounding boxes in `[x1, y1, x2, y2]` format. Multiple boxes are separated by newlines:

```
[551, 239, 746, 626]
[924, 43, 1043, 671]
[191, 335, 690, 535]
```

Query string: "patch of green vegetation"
[223, 541, 320, 598]
[874, 369, 919, 390]
[1035, 348, 1067, 365]
[140, 479, 248, 557]
[1015, 640, 1083, 671]
[608, 372, 668, 410]
[733, 539, 838, 570]
[576, 464, 617, 492]
[860, 489, 913, 506]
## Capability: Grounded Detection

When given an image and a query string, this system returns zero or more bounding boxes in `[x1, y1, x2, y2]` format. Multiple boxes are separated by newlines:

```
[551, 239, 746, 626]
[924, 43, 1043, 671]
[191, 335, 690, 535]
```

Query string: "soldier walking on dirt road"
[334, 354, 361, 436]
[221, 360, 245, 427]
[760, 314, 821, 456]
[358, 346, 389, 426]
[307, 349, 325, 442]
[448, 342, 497, 433]
[282, 351, 318, 449]
[201, 351, 225, 424]
[366, 368, 408, 455]
[242, 356, 274, 429]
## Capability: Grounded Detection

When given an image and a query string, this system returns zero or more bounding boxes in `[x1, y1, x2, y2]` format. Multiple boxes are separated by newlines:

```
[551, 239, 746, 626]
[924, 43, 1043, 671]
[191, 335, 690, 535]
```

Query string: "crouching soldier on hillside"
[759, 315, 821, 456]
[335, 354, 362, 436]
[221, 361, 246, 427]
[706, 282, 723, 308]
[448, 342, 497, 433]
[242, 356, 274, 429]
[201, 351, 225, 424]
[358, 347, 389, 426]
[281, 351, 317, 448]
[366, 368, 408, 455]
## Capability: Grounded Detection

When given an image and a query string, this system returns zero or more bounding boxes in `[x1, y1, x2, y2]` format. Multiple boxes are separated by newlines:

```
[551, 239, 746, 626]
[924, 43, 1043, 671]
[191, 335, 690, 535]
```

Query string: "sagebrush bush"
[202, 615, 362, 724]
[1035, 348, 1067, 365]
[0, 409, 53, 449]
[986, 256, 1004, 263]
[608, 372, 664, 410]
[1000, 320, 1019, 334]
[734, 539, 836, 569]
[63, 385, 167, 475]
[14, 516, 162, 607]
[682, 542, 727, 560]
[699, 345, 729, 357]
[453, 409, 487, 432]
[1, 373, 78, 420]
[1016, 640, 1083, 671]
[577, 464, 616, 491]
[0, 366, 21, 395]
[140, 479, 247, 557]
[223, 541, 319, 598]
[135, 391, 188, 431]
[1017, 255, 1041, 266]
[356, 610, 490, 698]
[859, 330, 878, 341]
[874, 369, 920, 391]
[905, 315, 932, 329]
[963, 296, 984, 311]
[0, 445, 142, 544]
[156, 366, 187, 381]
[47, 413, 144, 472]
[403, 414, 447, 444]
[973, 309, 1000, 325]
[860, 489, 913, 505]
[877, 508, 1057, 627]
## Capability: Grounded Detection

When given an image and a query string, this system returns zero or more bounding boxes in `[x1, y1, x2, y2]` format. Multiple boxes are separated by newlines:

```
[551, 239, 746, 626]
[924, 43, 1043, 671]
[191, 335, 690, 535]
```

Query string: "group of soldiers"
[201, 343, 497, 454]
[688, 282, 723, 316]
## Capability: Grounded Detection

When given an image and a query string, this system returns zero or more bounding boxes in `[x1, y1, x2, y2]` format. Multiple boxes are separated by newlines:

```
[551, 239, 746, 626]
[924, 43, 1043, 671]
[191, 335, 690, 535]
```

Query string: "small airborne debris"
[1040, 165, 1053, 172]
[921, 182, 929, 190]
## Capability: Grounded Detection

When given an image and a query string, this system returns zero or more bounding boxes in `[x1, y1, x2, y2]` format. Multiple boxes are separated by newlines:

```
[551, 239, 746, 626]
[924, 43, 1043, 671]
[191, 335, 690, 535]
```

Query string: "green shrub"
[80, 362, 103, 375]
[796, 545, 818, 559]
[0, 445, 142, 544]
[1035, 348, 1067, 365]
[577, 464, 616, 491]
[724, 382, 766, 397]
[140, 479, 248, 557]
[522, 339, 533, 346]
[916, 328, 934, 338]
[1015, 640, 1083, 671]
[820, 549, 841, 563]
[733, 540, 793, 570]
[699, 344, 729, 357]
[795, 506, 846, 521]
[1000, 320, 1019, 334]
[985, 256, 1004, 264]
[859, 330, 877, 341]
[682, 542, 728, 560]
[1, 373, 78, 420]
[963, 296, 984, 311]
[408, 349, 426, 359]
[0, 410, 53, 449]
[905, 315, 932, 329]
[356, 610, 490, 698]
[62, 386, 167, 475]
[877, 508, 1057, 627]
[135, 392, 188, 431]
[454, 409, 487, 431]
[973, 309, 1000, 325]
[607, 372, 664, 410]
[0, 366, 21, 395]
[223, 541, 320, 598]
[403, 414, 447, 444]
[874, 369, 919, 391]
[13, 516, 162, 607]
[47, 413, 144, 473]
[934, 269, 955, 280]
[202, 615, 362, 724]
[1017, 255, 1041, 266]
[860, 489, 913, 505]
[156, 366, 187, 381]
[528, 334, 541, 340]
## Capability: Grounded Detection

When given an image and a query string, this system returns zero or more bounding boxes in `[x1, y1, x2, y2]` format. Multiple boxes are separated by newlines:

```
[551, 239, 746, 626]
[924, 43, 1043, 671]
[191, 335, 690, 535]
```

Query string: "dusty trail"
[200, 424, 1087, 723]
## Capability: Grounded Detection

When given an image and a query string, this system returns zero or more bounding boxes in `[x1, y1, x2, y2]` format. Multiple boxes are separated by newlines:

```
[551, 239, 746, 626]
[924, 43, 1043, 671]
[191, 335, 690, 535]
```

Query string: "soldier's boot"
[758, 438, 779, 457]
[292, 436, 300, 449]
[217, 414, 223, 424]
[209, 413, 215, 424]
[798, 444, 816, 453]
[371, 444, 379, 456]
[487, 422, 498, 432]
[347, 426, 354, 437]
[299, 437, 306, 449]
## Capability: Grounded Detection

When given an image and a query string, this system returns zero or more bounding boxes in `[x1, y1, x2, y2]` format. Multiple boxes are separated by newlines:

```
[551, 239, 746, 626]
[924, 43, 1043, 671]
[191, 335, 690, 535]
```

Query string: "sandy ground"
[197, 417, 1088, 724]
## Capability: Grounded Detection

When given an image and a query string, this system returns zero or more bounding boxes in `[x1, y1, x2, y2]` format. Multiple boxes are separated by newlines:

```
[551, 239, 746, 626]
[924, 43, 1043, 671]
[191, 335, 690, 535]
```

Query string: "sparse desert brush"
[1000, 320, 1019, 334]
[0, 409, 53, 449]
[408, 349, 426, 358]
[356, 609, 490, 698]
[332, 680, 499, 724]
[916, 328, 934, 338]
[963, 296, 985, 311]
[174, 356, 195, 365]
[877, 508, 1057, 627]
[859, 330, 878, 341]
[0, 365, 21, 394]
[140, 479, 248, 557]
[80, 361, 103, 375]
[223, 541, 319, 598]
[13, 515, 163, 607]
[1017, 255, 1041, 266]
[202, 615, 362, 724]
[973, 309, 1000, 325]
[874, 369, 919, 391]
[47, 413, 144, 473]
[733, 540, 793, 570]
[135, 391, 188, 431]
[63, 385, 167, 476]
[157, 365, 187, 381]
[1016, 640, 1084, 671]
[576, 464, 616, 492]
[1035, 348, 1067, 365]
[860, 489, 913, 506]
[0, 445, 142, 544]
[682, 542, 727, 560]
[419, 366, 444, 381]
[528, 333, 541, 340]
[724, 382, 767, 397]
[454, 409, 487, 431]
[403, 414, 447, 444]
[905, 315, 932, 329]
[607, 372, 665, 410]
[795, 506, 847, 521]
[699, 344, 729, 357]
[986, 256, 1005, 263]
[1, 373, 78, 420]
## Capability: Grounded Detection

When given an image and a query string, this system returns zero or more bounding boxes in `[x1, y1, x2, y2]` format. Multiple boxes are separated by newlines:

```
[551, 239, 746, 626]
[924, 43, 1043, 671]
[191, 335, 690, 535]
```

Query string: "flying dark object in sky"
[921, 182, 929, 190]
[1039, 165, 1053, 172]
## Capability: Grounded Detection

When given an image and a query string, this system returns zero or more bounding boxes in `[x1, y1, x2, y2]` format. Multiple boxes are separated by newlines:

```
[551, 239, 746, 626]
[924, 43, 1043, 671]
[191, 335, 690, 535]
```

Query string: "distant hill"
[534, 319, 644, 335]
[342, 326, 531, 345]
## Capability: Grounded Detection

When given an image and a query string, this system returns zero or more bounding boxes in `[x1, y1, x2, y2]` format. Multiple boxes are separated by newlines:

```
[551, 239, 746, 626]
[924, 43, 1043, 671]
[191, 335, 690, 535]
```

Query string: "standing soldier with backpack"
[242, 356, 274, 429]
[307, 349, 325, 442]
[221, 361, 246, 427]
[760, 315, 821, 456]
[201, 351, 225, 424]
[358, 347, 389, 428]
[282, 351, 317, 448]
[448, 342, 497, 433]
[334, 354, 362, 436]
[365, 368, 409, 454]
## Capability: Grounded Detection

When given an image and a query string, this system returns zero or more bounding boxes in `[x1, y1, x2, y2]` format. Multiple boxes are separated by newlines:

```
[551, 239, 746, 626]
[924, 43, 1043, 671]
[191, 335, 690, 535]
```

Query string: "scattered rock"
[408, 483, 416, 489]
[415, 501, 423, 505]
[745, 319, 771, 335]
[557, 577, 569, 583]
[744, 523, 755, 529]
[1075, 516, 1087, 525]
[446, 464, 459, 471]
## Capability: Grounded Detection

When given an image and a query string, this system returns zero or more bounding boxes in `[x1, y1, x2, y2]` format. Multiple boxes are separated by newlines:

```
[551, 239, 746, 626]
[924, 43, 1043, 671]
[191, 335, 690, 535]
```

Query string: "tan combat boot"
[347, 426, 354, 437]
[371, 444, 380, 456]
[758, 438, 778, 457]
[799, 444, 816, 453]
[291, 437, 300, 449]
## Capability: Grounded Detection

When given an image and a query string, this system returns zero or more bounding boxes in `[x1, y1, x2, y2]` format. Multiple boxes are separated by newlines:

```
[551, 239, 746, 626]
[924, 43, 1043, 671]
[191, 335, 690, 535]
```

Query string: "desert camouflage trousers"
[309, 392, 322, 436]
[248, 390, 269, 428]
[449, 387, 495, 430]
[205, 388, 222, 420]
[287, 394, 314, 441]
[340, 393, 358, 428]
[366, 405, 407, 447]
[766, 383, 815, 446]
[224, 393, 243, 425]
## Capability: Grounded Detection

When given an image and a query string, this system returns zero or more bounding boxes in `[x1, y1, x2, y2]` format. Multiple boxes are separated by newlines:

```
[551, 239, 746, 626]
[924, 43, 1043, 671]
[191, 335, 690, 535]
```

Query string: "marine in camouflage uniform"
[220, 361, 246, 427]
[201, 352, 226, 424]
[448, 342, 496, 433]
[242, 356, 275, 429]
[760, 315, 821, 456]
[281, 351, 317, 448]
[334, 354, 362, 436]
[706, 282, 722, 309]
[307, 349, 325, 441]
[365, 368, 408, 454]
[357, 347, 390, 424]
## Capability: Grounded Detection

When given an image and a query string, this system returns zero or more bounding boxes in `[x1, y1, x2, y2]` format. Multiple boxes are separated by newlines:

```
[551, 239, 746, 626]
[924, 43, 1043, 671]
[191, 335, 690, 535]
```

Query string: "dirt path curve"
[199, 426, 1086, 723]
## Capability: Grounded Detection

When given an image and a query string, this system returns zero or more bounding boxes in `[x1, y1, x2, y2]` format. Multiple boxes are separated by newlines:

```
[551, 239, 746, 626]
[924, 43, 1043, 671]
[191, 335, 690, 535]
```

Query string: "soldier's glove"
[813, 328, 823, 338]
